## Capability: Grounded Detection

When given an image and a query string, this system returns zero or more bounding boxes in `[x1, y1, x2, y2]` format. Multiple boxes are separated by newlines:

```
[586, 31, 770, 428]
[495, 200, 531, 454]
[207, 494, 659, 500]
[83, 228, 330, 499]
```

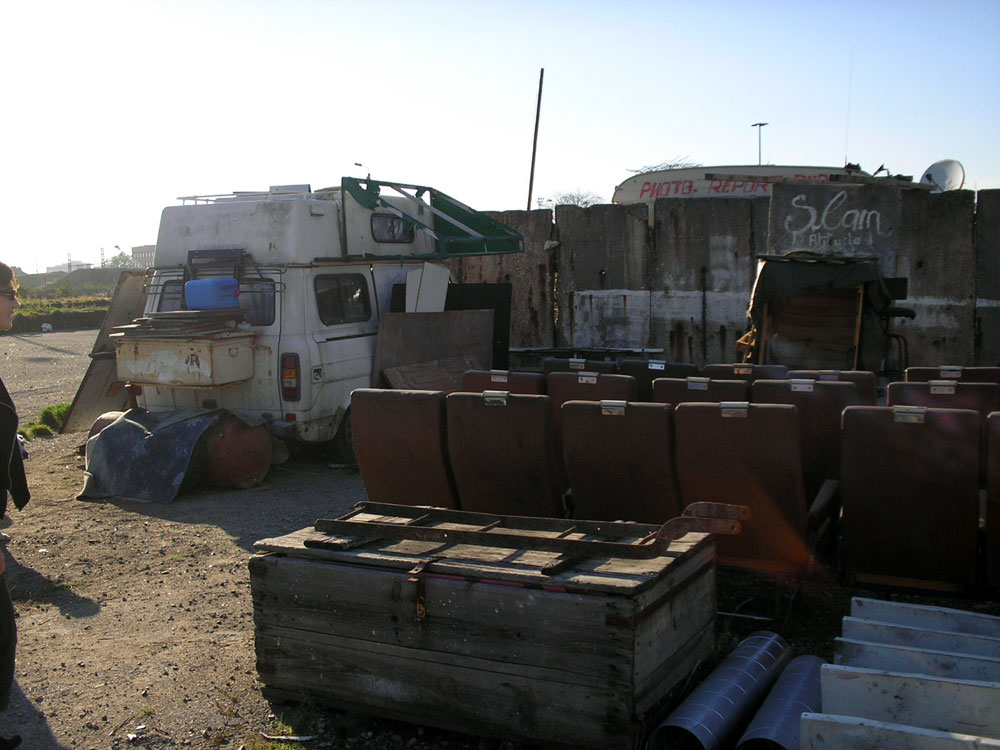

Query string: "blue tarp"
[79, 409, 223, 503]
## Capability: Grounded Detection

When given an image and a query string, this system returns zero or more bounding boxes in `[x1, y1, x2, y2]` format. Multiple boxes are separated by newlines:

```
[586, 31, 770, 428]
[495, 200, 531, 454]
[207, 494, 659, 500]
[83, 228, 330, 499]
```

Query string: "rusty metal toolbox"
[114, 331, 255, 386]
[250, 503, 735, 749]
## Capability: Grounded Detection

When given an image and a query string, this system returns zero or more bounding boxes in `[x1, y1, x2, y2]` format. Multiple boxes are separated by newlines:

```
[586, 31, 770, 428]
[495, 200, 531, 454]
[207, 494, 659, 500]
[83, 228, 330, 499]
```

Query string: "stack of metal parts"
[111, 309, 245, 339]
[802, 597, 1000, 748]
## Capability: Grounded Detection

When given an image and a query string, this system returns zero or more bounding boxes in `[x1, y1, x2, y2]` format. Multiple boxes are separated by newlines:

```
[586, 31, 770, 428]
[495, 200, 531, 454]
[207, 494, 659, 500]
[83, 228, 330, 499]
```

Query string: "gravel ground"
[1, 330, 98, 424]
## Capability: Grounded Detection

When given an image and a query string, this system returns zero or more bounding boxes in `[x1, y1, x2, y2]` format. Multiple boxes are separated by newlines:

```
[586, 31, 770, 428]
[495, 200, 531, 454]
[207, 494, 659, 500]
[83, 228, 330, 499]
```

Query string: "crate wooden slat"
[250, 506, 718, 749]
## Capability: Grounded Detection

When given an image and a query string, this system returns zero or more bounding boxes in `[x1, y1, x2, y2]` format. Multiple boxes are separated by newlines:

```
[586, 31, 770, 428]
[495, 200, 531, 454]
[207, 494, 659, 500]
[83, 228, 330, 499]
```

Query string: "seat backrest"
[619, 359, 699, 401]
[841, 406, 981, 589]
[887, 381, 1000, 421]
[751, 379, 863, 498]
[546, 372, 638, 478]
[462, 369, 545, 395]
[542, 357, 618, 376]
[652, 377, 750, 405]
[787, 369, 878, 405]
[351, 388, 459, 509]
[702, 363, 789, 382]
[561, 400, 682, 523]
[674, 402, 809, 573]
[906, 366, 1000, 384]
[445, 392, 565, 517]
[988, 412, 1000, 593]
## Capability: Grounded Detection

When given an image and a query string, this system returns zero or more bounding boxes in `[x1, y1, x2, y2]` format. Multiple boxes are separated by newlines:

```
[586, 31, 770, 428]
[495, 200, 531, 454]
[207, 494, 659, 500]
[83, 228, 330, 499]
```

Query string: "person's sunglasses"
[0, 289, 18, 301]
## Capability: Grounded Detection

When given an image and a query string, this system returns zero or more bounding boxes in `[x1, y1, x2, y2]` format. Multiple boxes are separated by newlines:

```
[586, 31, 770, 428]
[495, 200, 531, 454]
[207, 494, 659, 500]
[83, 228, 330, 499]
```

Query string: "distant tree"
[105, 251, 139, 269]
[628, 156, 702, 174]
[536, 189, 605, 209]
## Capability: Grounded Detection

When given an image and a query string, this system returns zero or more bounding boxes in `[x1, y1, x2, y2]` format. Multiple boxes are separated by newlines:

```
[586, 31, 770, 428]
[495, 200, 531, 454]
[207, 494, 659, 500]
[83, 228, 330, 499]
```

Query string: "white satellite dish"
[920, 159, 965, 193]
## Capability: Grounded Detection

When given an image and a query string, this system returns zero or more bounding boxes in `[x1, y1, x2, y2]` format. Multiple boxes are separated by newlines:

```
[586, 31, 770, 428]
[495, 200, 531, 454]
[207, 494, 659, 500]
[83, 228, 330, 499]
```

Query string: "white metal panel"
[842, 617, 1000, 658]
[851, 597, 1000, 638]
[405, 263, 450, 312]
[835, 637, 1000, 683]
[801, 713, 1000, 749]
[820, 664, 1000, 738]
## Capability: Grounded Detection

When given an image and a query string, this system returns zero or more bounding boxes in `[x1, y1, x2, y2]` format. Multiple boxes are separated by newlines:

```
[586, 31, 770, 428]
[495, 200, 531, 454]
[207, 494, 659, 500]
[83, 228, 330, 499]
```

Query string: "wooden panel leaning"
[673, 402, 813, 574]
[989, 412, 1000, 594]
[445, 391, 566, 517]
[787, 369, 878, 405]
[906, 365, 1000, 384]
[618, 359, 699, 401]
[351, 388, 459, 509]
[461, 369, 545, 395]
[841, 406, 982, 591]
[702, 363, 789, 382]
[652, 376, 750, 405]
[751, 378, 863, 500]
[561, 400, 683, 524]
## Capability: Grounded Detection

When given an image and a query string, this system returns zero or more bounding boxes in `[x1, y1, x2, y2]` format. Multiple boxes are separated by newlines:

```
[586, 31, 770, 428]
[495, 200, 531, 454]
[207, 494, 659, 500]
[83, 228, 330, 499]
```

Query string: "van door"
[303, 269, 380, 441]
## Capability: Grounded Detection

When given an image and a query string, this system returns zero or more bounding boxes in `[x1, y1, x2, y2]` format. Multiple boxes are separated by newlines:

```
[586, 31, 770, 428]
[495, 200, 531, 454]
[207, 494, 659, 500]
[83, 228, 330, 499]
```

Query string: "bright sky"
[3, 0, 998, 273]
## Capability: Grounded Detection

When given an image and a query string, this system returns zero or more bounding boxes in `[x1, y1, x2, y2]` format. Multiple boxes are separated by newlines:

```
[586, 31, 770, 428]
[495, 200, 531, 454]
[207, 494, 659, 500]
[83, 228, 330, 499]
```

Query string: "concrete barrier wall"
[895, 189, 977, 366]
[975, 190, 1000, 366]
[449, 209, 556, 349]
[456, 188, 993, 367]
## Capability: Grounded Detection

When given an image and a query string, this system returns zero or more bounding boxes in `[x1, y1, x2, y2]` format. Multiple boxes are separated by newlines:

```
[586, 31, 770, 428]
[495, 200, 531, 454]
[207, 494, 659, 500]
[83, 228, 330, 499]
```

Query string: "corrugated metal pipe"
[736, 655, 826, 750]
[647, 631, 791, 750]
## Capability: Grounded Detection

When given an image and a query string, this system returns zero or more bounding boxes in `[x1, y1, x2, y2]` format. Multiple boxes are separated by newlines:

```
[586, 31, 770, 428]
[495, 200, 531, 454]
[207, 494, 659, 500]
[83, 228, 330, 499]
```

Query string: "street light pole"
[751, 122, 768, 165]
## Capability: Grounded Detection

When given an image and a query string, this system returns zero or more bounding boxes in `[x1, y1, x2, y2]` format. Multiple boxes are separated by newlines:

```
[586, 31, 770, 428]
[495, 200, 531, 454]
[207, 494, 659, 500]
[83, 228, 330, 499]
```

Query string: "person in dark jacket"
[0, 261, 27, 750]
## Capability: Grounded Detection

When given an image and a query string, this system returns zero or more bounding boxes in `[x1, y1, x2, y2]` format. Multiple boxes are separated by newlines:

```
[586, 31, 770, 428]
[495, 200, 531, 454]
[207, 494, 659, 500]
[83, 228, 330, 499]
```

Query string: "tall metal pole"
[527, 68, 544, 211]
[751, 122, 768, 166]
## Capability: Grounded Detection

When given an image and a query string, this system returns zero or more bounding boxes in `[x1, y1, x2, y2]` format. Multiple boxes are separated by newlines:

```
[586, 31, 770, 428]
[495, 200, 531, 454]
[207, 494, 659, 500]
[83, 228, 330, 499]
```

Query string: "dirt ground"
[1, 330, 998, 749]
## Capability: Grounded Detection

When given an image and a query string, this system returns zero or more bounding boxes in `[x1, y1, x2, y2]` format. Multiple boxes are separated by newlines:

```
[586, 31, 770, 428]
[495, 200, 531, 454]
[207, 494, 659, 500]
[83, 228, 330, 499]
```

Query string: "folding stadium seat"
[445, 391, 566, 517]
[841, 405, 982, 590]
[618, 359, 699, 401]
[888, 380, 1000, 419]
[561, 400, 682, 523]
[653, 376, 750, 405]
[906, 365, 1000, 384]
[787, 369, 878, 405]
[462, 369, 545, 395]
[542, 357, 618, 376]
[351, 388, 459, 509]
[546, 371, 638, 480]
[988, 412, 1000, 593]
[751, 379, 863, 499]
[673, 402, 832, 574]
[702, 363, 789, 382]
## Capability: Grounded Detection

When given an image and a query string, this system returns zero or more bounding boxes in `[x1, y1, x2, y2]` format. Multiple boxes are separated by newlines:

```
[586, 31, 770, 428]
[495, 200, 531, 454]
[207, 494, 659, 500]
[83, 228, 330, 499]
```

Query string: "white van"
[113, 178, 523, 449]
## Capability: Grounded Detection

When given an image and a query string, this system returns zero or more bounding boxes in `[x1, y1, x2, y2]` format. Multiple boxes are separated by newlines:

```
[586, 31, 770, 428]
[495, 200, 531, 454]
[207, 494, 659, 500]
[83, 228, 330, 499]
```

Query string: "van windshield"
[158, 278, 276, 326]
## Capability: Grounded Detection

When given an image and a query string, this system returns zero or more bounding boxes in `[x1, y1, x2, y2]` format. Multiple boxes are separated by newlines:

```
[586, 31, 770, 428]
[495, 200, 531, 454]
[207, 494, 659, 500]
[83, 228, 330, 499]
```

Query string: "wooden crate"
[250, 505, 718, 749]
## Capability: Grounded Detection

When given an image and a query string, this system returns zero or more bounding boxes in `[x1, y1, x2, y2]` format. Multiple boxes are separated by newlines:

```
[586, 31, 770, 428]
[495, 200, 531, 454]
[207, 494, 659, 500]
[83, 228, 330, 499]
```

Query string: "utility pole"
[527, 68, 544, 211]
[751, 122, 768, 166]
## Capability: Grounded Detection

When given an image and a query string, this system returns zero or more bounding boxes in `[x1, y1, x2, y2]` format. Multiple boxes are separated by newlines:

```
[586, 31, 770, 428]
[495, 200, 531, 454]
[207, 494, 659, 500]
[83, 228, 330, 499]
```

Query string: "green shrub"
[19, 402, 71, 440]
[39, 403, 72, 430]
